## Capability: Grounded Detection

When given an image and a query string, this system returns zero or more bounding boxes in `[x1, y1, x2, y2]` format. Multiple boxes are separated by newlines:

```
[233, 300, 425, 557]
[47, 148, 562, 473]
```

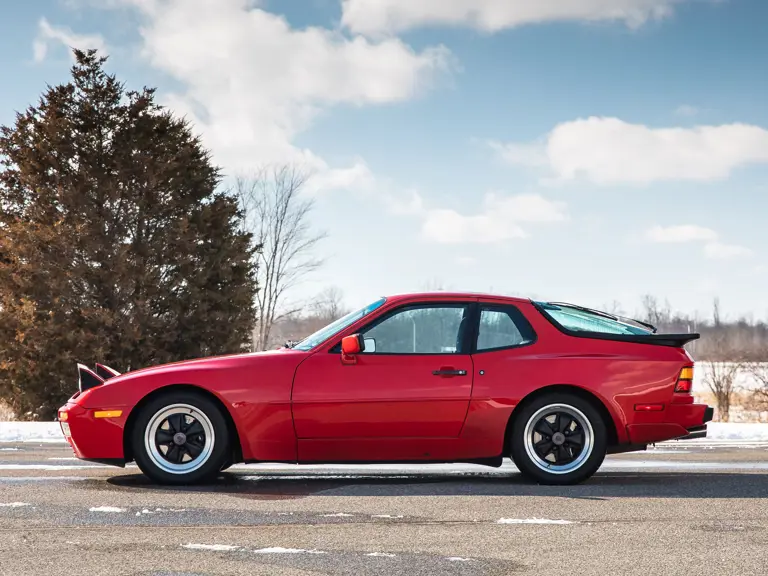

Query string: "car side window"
[361, 305, 469, 354]
[476, 305, 536, 352]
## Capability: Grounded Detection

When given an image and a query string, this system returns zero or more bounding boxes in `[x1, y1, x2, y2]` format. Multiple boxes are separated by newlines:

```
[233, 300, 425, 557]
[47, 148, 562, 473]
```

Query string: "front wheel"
[131, 391, 230, 485]
[510, 393, 607, 485]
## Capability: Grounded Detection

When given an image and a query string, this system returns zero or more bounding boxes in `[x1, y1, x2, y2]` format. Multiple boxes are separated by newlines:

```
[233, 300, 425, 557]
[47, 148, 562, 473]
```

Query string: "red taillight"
[675, 366, 694, 393]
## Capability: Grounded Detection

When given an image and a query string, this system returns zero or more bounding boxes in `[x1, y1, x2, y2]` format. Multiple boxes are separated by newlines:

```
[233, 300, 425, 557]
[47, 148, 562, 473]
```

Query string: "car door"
[292, 301, 475, 444]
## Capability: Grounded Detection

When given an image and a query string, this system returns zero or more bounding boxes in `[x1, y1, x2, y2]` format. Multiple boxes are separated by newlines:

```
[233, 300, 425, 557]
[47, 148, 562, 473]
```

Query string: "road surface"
[0, 441, 766, 575]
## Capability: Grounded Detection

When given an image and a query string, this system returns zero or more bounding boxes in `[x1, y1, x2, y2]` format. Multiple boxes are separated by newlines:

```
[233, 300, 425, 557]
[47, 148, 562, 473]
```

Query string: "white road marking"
[497, 518, 576, 525]
[0, 502, 30, 507]
[182, 544, 240, 552]
[88, 506, 126, 513]
[253, 547, 326, 554]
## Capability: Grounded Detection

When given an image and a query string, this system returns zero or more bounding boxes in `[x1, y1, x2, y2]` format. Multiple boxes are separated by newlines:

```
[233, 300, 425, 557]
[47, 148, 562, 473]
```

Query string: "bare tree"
[699, 299, 742, 421]
[702, 360, 741, 422]
[235, 165, 326, 350]
[748, 361, 768, 409]
[310, 286, 348, 322]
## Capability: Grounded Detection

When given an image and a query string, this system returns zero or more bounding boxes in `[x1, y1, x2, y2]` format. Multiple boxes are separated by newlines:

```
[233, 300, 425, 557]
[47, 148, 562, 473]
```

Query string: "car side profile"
[58, 292, 713, 485]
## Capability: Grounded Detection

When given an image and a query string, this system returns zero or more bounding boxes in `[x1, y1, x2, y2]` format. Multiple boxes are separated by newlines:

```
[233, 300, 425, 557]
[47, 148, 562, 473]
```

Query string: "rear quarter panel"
[464, 300, 691, 454]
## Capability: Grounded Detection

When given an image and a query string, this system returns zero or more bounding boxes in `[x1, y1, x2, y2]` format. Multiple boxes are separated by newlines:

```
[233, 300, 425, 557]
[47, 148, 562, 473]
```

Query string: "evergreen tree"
[0, 50, 257, 419]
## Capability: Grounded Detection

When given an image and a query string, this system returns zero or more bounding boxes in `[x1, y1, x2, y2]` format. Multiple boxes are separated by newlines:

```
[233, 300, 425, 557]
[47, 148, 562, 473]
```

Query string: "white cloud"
[674, 104, 699, 117]
[645, 225, 718, 243]
[422, 193, 567, 244]
[342, 0, 684, 35]
[497, 117, 768, 185]
[488, 140, 547, 167]
[61, 0, 450, 194]
[703, 242, 753, 260]
[33, 18, 107, 62]
[645, 224, 752, 260]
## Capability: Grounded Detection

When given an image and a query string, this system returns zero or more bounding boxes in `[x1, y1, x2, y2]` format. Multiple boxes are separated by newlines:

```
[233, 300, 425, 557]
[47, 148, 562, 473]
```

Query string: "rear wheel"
[510, 393, 607, 485]
[131, 391, 230, 485]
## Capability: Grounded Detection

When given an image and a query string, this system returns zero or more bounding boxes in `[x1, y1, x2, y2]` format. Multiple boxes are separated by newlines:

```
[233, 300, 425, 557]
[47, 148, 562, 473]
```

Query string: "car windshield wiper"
[547, 302, 658, 333]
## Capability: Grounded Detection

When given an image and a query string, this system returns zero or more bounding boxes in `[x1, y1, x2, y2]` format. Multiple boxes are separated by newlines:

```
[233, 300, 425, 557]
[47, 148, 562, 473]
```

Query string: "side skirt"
[243, 456, 505, 468]
[606, 444, 648, 455]
[82, 457, 126, 468]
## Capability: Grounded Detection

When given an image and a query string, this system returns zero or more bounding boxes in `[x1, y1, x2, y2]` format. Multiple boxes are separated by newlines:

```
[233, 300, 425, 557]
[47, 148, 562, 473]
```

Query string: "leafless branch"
[234, 164, 327, 350]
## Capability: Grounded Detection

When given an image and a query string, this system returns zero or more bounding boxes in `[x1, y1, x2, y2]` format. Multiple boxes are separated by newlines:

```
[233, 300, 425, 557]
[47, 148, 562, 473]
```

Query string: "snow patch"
[182, 543, 240, 552]
[0, 464, 101, 471]
[253, 547, 326, 555]
[366, 552, 397, 558]
[0, 423, 66, 443]
[322, 512, 353, 517]
[446, 557, 472, 562]
[372, 514, 404, 519]
[89, 506, 126, 513]
[497, 518, 576, 525]
[0, 502, 30, 507]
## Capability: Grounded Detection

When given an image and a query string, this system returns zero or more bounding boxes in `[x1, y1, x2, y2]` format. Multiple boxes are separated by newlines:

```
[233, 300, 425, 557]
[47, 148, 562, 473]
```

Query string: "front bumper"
[58, 401, 127, 465]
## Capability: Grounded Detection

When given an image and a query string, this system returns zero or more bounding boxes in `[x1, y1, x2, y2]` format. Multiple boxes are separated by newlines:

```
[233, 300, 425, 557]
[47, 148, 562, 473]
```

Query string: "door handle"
[432, 369, 467, 376]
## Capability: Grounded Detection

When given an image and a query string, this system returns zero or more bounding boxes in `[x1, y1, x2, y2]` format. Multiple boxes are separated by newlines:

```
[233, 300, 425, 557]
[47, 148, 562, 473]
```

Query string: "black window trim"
[531, 301, 700, 348]
[471, 303, 538, 354]
[328, 301, 475, 356]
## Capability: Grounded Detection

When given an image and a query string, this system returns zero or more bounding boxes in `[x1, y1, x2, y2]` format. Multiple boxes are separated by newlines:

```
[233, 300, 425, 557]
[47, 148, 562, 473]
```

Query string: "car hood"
[102, 348, 300, 387]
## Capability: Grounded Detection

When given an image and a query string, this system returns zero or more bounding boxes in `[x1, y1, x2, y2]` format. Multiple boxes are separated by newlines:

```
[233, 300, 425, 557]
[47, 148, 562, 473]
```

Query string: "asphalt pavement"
[0, 441, 767, 576]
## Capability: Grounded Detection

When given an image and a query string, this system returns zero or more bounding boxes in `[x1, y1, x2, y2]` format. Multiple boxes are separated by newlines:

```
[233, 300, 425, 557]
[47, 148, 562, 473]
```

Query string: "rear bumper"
[675, 406, 715, 441]
[57, 402, 127, 466]
[627, 403, 713, 445]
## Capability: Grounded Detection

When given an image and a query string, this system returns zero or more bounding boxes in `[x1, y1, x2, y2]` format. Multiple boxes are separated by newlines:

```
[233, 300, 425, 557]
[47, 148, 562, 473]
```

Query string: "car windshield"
[291, 297, 387, 351]
[535, 302, 654, 336]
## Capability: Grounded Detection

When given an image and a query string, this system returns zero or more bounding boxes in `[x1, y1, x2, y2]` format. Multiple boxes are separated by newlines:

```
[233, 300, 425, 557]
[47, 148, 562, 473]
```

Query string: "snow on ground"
[0, 423, 67, 443]
[88, 506, 126, 513]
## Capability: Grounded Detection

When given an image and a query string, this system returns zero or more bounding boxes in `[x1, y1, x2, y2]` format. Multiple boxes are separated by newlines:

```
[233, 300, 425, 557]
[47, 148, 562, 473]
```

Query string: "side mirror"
[341, 334, 364, 364]
[341, 334, 363, 355]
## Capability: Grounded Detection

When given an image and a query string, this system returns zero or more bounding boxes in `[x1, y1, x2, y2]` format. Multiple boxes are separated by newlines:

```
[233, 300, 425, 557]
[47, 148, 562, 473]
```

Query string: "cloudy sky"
[2, 0, 766, 319]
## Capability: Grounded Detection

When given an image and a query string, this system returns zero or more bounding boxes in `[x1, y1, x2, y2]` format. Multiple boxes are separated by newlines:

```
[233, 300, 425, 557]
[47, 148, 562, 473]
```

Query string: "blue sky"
[2, 0, 767, 320]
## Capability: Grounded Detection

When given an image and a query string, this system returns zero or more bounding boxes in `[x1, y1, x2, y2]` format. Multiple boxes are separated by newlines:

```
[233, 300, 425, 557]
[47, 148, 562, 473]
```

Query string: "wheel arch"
[122, 384, 243, 465]
[503, 384, 621, 453]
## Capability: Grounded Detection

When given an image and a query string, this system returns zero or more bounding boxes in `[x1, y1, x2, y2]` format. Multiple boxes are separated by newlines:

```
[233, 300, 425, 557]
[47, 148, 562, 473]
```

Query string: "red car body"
[58, 292, 712, 472]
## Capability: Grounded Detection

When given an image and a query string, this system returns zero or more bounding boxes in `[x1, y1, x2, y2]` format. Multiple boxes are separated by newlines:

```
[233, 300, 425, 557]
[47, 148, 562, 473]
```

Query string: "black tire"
[509, 392, 607, 485]
[131, 390, 230, 485]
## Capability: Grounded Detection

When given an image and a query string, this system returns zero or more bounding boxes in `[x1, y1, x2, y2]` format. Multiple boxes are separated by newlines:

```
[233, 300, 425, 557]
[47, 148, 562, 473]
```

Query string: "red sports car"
[58, 292, 712, 485]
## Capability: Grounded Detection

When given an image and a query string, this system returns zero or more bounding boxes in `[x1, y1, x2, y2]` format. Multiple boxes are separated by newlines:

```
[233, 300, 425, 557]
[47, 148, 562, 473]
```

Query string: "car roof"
[381, 291, 532, 304]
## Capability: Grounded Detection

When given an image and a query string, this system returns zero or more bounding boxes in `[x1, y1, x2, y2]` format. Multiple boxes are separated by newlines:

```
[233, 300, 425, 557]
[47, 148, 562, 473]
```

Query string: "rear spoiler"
[578, 332, 701, 348]
[77, 363, 121, 393]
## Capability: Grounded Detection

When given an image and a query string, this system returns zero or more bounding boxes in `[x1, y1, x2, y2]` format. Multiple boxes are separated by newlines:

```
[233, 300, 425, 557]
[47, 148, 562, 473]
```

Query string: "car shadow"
[105, 469, 768, 500]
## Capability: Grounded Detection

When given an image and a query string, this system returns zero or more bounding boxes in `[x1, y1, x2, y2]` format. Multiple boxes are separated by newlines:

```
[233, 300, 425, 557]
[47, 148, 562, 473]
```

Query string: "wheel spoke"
[185, 439, 204, 459]
[556, 413, 573, 433]
[167, 414, 184, 434]
[555, 445, 571, 464]
[566, 431, 584, 447]
[185, 421, 204, 436]
[156, 430, 174, 445]
[534, 419, 555, 437]
[533, 439, 553, 458]
[166, 444, 183, 464]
